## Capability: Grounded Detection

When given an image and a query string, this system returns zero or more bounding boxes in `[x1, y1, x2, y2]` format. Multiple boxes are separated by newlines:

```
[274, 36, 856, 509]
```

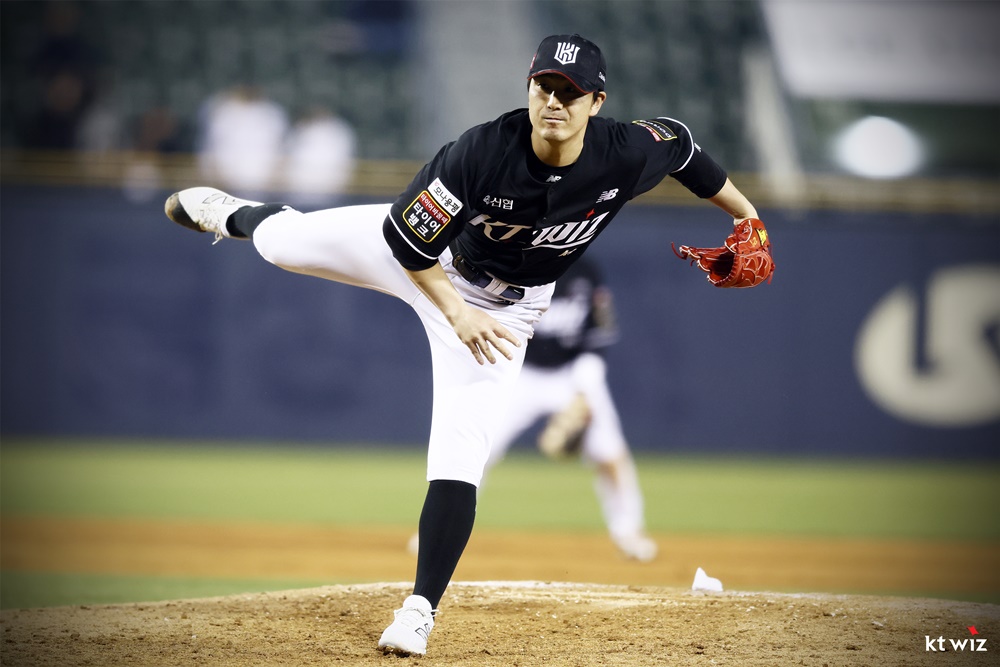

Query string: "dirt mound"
[2, 582, 996, 666]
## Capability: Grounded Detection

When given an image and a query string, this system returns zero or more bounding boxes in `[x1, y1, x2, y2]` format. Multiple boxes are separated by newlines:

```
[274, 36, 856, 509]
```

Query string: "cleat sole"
[164, 192, 204, 232]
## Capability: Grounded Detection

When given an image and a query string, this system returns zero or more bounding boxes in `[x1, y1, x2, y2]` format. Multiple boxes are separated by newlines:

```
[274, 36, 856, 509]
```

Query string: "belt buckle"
[500, 285, 525, 302]
[454, 254, 523, 304]
[454, 254, 484, 286]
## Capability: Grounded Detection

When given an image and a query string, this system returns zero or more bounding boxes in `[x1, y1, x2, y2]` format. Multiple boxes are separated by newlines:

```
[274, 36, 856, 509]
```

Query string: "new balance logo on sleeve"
[596, 189, 618, 203]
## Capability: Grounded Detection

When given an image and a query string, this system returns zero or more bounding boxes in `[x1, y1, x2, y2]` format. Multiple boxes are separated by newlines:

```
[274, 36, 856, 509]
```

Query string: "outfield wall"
[2, 185, 998, 457]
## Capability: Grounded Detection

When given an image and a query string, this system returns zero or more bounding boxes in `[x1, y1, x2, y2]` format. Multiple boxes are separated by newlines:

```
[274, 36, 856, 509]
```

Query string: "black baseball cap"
[527, 34, 606, 93]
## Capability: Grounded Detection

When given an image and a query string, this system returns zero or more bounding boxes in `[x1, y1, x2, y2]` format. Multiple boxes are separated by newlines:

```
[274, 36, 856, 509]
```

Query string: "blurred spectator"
[29, 71, 88, 148]
[136, 106, 183, 154]
[283, 107, 357, 205]
[76, 95, 124, 154]
[120, 106, 184, 203]
[26, 1, 101, 149]
[197, 85, 289, 196]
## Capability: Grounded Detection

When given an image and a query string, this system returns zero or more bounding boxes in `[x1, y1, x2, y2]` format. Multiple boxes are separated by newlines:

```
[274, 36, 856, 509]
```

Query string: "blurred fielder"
[485, 256, 657, 562]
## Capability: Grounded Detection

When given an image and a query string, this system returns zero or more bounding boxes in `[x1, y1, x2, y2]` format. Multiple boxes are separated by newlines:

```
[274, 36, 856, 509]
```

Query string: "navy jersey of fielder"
[383, 109, 727, 287]
[524, 257, 618, 368]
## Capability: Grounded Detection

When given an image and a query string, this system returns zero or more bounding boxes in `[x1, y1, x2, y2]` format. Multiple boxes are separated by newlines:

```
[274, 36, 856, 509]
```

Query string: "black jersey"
[383, 109, 726, 287]
[523, 257, 618, 368]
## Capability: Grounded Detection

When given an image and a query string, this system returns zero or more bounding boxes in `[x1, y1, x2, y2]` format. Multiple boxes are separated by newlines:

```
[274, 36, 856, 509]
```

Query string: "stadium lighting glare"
[832, 116, 925, 179]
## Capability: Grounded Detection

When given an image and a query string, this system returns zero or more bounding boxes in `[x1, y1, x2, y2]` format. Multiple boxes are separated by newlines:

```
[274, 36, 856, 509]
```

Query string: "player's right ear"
[590, 91, 606, 116]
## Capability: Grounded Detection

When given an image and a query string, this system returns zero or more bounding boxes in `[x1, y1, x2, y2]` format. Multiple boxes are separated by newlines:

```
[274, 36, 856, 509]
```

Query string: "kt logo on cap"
[554, 42, 580, 65]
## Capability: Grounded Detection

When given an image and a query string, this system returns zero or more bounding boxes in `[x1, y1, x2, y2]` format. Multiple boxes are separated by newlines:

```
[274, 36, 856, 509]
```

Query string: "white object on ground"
[692, 567, 723, 592]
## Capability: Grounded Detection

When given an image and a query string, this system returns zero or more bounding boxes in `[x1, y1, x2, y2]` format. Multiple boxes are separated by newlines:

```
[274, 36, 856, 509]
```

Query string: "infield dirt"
[2, 517, 998, 666]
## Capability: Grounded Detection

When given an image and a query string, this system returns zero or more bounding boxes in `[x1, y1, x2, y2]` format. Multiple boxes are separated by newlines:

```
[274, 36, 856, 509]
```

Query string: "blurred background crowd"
[2, 0, 997, 207]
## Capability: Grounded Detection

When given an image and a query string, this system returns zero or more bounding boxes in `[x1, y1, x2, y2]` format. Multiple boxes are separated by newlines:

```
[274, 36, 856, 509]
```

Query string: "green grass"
[3, 439, 998, 538]
[0, 441, 428, 526]
[2, 439, 998, 608]
[487, 453, 1000, 540]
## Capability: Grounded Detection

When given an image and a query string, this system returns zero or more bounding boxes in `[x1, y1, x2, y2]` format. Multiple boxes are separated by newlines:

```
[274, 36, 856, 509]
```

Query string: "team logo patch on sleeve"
[403, 178, 464, 242]
[632, 119, 677, 142]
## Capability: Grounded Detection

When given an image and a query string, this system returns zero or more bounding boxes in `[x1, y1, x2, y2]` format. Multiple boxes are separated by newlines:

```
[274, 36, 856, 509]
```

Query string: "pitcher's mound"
[2, 581, 996, 666]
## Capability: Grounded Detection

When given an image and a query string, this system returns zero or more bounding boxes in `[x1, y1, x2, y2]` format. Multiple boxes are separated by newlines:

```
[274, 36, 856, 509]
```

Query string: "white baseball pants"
[250, 203, 554, 487]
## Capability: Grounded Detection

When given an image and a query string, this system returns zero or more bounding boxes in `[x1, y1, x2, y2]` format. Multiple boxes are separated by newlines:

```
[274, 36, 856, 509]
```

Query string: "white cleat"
[613, 532, 658, 563]
[377, 594, 436, 656]
[163, 187, 262, 242]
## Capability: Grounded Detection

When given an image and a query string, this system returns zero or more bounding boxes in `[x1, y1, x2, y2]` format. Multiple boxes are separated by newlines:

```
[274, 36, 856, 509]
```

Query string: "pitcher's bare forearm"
[708, 178, 758, 223]
[403, 265, 521, 365]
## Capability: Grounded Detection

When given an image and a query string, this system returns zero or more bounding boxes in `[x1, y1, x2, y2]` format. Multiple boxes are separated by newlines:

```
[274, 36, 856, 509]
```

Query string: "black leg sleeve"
[413, 479, 477, 608]
[226, 203, 289, 239]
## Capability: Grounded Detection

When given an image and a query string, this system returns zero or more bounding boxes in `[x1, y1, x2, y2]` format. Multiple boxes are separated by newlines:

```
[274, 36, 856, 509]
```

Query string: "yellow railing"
[2, 150, 998, 215]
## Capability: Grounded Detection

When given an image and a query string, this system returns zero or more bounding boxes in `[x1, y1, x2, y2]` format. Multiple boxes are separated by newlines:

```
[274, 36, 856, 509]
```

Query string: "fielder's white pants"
[486, 352, 647, 538]
[488, 353, 627, 465]
[251, 203, 554, 487]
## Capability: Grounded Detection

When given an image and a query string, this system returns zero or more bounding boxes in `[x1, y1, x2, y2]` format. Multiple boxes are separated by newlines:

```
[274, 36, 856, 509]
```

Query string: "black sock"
[413, 479, 477, 608]
[226, 203, 289, 239]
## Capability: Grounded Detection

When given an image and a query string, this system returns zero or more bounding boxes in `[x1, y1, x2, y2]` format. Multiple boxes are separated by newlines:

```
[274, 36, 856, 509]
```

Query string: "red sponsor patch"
[403, 191, 451, 242]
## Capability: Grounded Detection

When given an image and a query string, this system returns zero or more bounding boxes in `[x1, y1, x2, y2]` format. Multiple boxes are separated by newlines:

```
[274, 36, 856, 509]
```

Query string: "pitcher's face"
[528, 74, 605, 147]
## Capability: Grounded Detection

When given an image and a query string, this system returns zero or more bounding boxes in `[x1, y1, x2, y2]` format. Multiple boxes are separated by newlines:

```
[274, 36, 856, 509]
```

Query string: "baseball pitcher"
[163, 34, 772, 657]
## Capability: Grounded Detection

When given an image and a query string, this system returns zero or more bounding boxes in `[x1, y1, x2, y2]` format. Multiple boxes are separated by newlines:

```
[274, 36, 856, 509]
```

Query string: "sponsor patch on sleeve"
[402, 178, 464, 242]
[632, 119, 677, 142]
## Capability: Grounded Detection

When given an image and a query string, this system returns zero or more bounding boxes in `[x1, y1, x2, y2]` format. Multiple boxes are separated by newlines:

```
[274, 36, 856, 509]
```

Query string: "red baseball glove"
[672, 218, 775, 288]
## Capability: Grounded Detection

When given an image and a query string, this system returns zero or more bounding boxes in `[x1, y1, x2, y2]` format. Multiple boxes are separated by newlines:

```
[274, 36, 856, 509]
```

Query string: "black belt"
[452, 253, 525, 303]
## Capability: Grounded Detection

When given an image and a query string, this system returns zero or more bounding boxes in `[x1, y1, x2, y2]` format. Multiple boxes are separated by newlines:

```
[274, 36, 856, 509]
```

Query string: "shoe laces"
[193, 204, 227, 245]
[208, 217, 226, 245]
[393, 604, 437, 630]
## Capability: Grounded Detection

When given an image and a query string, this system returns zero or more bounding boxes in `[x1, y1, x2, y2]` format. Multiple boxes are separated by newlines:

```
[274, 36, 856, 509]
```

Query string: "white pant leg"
[569, 353, 647, 538]
[252, 204, 421, 301]
[416, 263, 553, 486]
[419, 302, 528, 486]
[594, 455, 647, 539]
[486, 365, 572, 468]
[249, 202, 553, 487]
[573, 353, 629, 464]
